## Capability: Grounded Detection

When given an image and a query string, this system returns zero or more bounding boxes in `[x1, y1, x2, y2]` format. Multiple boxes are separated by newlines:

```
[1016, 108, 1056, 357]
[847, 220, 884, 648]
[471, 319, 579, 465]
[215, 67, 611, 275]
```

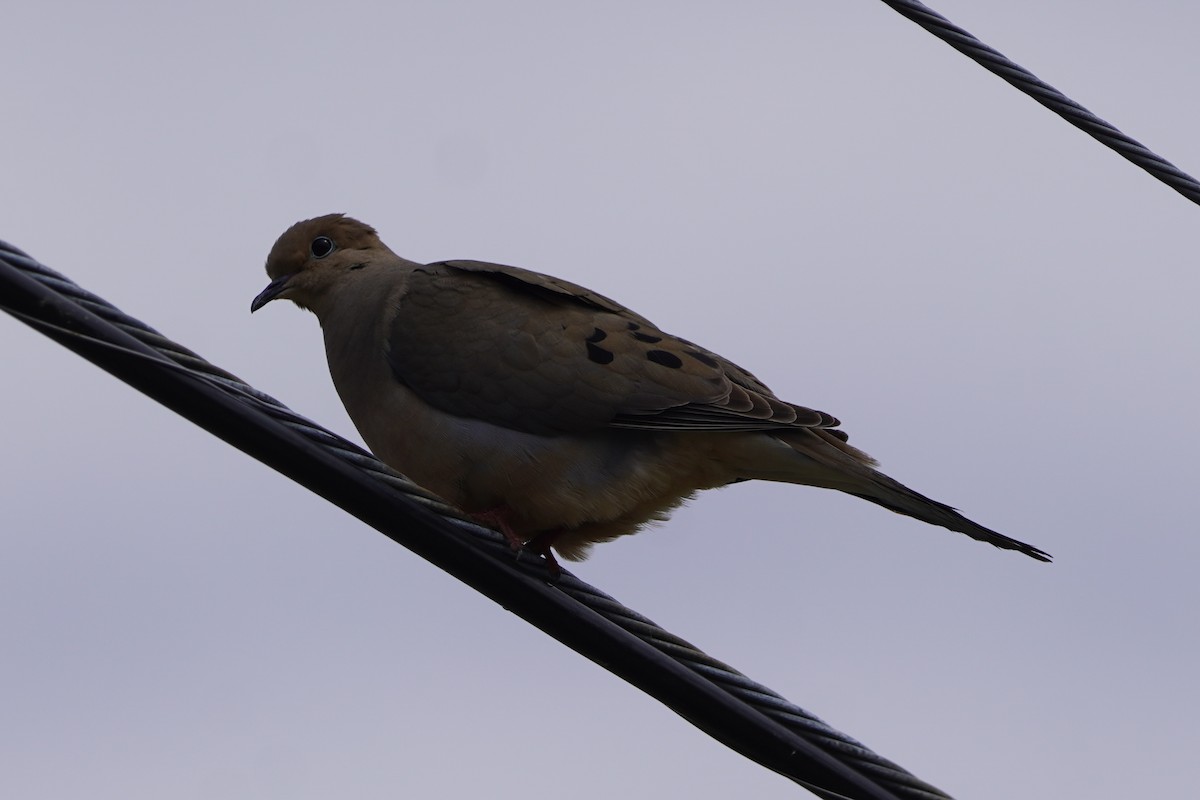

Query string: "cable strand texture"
[881, 0, 1200, 205]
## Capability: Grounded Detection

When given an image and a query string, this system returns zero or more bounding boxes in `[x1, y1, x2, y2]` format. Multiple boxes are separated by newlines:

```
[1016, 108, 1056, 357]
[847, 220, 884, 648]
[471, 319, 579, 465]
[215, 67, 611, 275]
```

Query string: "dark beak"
[251, 274, 294, 313]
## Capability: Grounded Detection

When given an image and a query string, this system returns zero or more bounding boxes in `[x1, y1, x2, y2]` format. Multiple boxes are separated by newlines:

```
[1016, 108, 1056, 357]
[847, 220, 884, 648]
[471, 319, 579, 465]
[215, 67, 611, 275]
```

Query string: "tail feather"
[766, 429, 1052, 562]
[847, 471, 1052, 562]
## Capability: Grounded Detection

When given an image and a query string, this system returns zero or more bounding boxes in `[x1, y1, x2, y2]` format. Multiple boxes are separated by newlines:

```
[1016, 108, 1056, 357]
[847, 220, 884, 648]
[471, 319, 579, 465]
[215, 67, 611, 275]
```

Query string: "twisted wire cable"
[0, 239, 953, 800]
[881, 0, 1200, 206]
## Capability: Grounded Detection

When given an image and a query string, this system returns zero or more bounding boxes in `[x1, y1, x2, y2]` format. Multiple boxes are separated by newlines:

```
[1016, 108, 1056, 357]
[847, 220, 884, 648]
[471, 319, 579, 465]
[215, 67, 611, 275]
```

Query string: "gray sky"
[3, 2, 1198, 798]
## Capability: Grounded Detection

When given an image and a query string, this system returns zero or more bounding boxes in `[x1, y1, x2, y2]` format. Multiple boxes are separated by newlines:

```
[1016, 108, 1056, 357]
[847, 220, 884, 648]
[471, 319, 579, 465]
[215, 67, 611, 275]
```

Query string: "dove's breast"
[314, 269, 742, 559]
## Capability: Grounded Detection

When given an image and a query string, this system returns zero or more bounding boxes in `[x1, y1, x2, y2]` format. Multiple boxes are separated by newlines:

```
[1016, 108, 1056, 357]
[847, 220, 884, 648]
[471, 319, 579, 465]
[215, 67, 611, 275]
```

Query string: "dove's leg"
[523, 530, 565, 578]
[470, 507, 563, 576]
[470, 507, 526, 551]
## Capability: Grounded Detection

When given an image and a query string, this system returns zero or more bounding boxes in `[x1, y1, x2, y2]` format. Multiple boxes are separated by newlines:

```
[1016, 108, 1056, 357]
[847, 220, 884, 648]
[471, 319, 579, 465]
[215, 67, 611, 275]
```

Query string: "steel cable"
[880, 0, 1200, 205]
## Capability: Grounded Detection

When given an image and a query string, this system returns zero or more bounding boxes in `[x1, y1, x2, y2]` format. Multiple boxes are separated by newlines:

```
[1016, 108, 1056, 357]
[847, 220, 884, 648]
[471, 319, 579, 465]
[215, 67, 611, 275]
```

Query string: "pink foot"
[524, 530, 564, 579]
[469, 507, 525, 552]
[470, 507, 562, 578]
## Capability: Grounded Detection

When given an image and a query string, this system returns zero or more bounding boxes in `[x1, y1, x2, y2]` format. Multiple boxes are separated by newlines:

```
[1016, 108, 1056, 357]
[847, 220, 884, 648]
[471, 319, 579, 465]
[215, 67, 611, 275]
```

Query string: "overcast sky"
[3, 2, 1198, 798]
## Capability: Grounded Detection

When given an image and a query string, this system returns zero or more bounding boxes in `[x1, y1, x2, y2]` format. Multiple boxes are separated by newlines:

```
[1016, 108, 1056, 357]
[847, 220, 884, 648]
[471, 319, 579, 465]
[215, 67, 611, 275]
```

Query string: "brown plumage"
[252, 213, 1051, 569]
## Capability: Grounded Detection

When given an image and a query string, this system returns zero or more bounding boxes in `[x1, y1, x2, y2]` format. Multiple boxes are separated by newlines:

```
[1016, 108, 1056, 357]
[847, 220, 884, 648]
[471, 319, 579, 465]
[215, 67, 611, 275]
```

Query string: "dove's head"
[252, 213, 386, 316]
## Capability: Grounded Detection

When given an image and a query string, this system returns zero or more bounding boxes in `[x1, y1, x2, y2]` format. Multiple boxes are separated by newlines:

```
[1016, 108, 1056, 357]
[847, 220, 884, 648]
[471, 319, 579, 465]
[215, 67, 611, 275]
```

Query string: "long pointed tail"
[846, 470, 1051, 562]
[764, 429, 1052, 562]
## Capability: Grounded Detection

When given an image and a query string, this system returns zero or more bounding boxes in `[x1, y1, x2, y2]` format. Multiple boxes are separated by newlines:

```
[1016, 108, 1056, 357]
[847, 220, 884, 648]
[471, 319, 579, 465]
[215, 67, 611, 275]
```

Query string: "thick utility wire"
[0, 239, 954, 800]
[880, 0, 1200, 206]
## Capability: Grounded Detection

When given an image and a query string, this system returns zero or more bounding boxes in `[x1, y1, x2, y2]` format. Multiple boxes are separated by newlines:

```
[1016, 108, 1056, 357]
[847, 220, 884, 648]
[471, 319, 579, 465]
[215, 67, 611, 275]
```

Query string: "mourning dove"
[252, 213, 1051, 571]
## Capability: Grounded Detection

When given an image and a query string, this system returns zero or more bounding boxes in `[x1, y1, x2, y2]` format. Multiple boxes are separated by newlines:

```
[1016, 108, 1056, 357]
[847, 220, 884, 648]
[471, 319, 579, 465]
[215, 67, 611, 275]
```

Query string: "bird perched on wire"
[252, 213, 1050, 573]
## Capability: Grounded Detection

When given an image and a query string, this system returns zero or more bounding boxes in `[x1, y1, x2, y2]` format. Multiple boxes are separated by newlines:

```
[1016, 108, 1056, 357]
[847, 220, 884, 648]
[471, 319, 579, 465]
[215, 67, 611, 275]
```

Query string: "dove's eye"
[310, 236, 335, 259]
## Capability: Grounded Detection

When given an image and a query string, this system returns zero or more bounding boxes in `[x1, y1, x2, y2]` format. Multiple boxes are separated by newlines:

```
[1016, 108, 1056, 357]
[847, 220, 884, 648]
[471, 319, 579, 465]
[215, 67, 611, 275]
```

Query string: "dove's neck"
[318, 265, 408, 406]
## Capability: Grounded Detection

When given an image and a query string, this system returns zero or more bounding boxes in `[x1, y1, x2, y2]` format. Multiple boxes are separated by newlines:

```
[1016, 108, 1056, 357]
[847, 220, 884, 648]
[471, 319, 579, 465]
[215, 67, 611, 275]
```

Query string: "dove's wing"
[385, 260, 842, 437]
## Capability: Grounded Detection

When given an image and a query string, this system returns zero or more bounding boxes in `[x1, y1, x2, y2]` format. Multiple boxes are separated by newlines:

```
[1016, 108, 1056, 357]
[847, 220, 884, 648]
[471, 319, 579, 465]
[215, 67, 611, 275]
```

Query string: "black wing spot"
[585, 327, 608, 343]
[683, 349, 721, 368]
[646, 350, 683, 369]
[587, 343, 615, 364]
[632, 332, 662, 343]
[626, 322, 641, 330]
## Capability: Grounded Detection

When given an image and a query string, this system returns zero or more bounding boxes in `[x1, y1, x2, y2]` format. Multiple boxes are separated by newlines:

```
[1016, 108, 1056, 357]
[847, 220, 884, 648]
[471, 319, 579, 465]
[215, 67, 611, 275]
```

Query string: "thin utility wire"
[880, 0, 1200, 206]
[0, 239, 954, 800]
